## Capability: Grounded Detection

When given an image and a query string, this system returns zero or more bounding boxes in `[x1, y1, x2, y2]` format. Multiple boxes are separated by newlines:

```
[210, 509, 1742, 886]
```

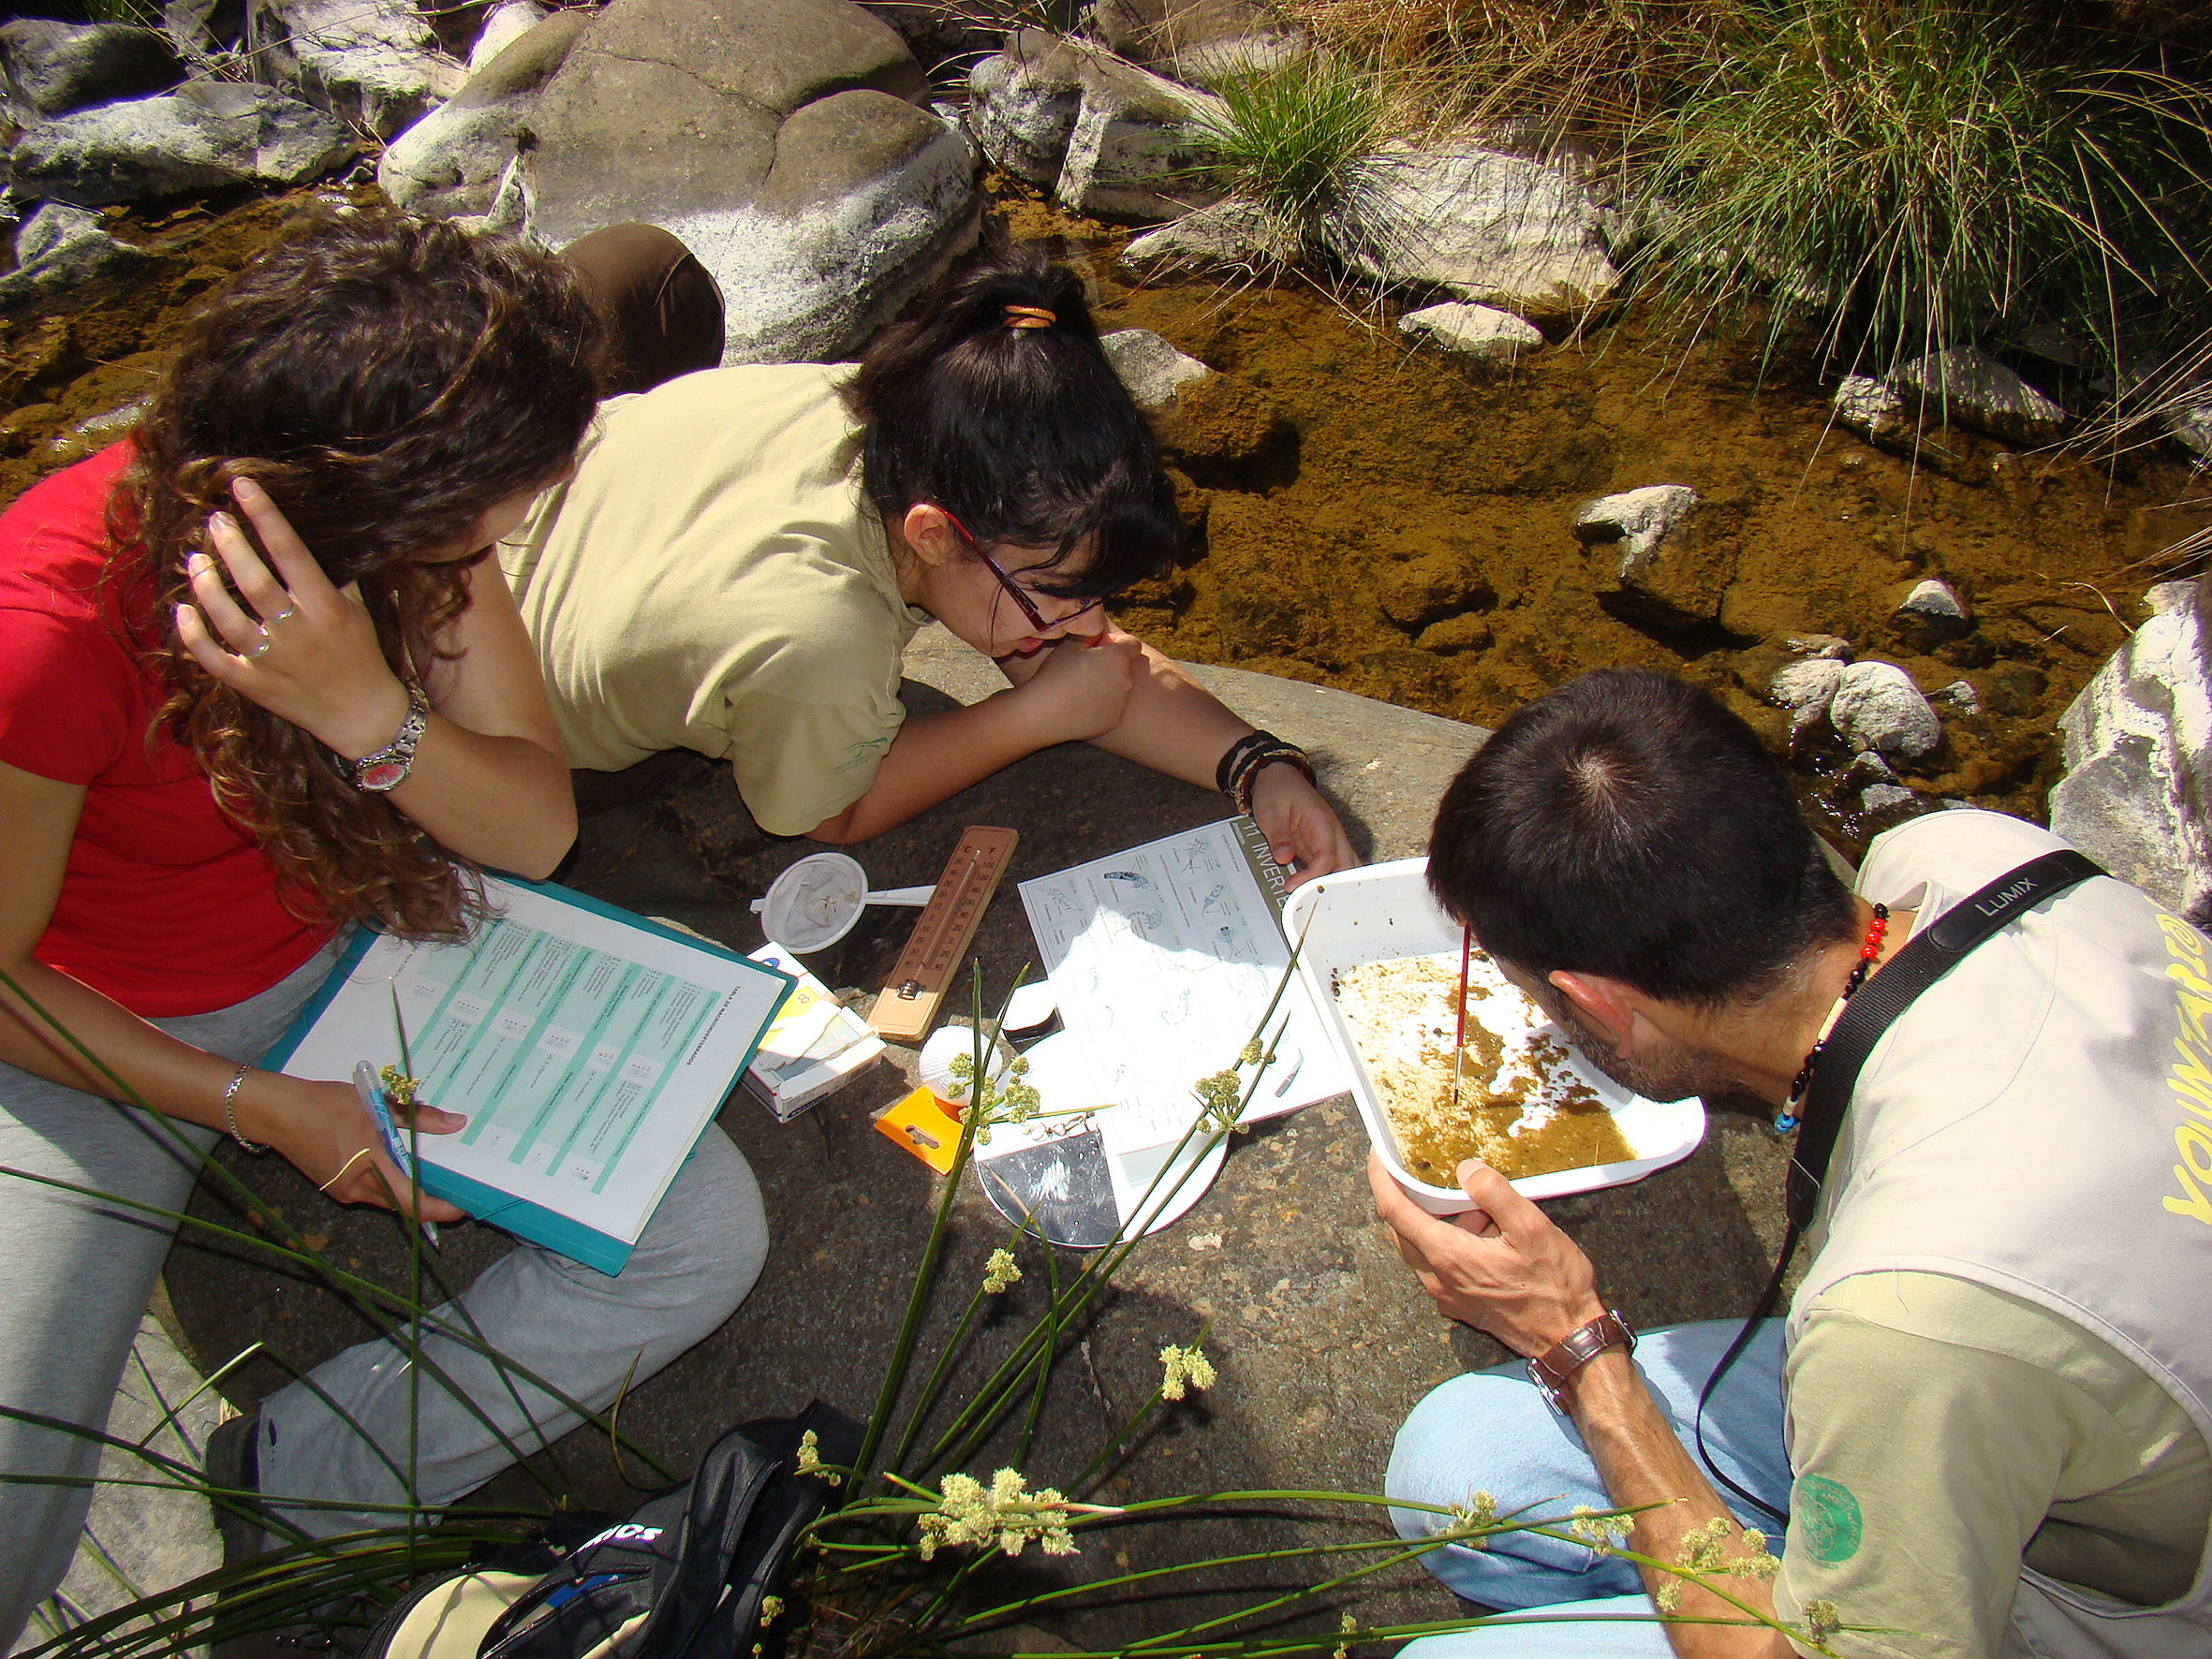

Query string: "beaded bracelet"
[1227, 739, 1317, 816]
[1214, 730, 1279, 797]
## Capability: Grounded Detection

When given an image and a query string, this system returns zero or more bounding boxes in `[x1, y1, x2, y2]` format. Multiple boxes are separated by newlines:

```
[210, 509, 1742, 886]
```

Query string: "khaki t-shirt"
[1772, 1271, 2209, 1658]
[498, 363, 932, 836]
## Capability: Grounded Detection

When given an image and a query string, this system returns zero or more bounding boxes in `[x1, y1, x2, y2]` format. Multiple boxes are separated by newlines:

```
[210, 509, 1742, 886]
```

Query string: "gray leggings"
[0, 940, 769, 1647]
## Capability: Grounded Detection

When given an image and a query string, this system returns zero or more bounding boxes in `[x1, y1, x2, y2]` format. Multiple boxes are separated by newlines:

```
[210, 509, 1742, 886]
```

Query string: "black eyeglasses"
[938, 507, 1105, 634]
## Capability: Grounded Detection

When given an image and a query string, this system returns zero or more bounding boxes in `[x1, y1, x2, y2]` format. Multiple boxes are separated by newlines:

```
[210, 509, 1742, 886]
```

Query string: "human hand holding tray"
[260, 875, 794, 1275]
[1016, 816, 1354, 1163]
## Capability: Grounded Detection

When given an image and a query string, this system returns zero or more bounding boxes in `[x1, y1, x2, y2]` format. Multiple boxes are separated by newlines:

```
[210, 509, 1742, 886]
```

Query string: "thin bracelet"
[318, 1147, 372, 1193]
[222, 1063, 267, 1154]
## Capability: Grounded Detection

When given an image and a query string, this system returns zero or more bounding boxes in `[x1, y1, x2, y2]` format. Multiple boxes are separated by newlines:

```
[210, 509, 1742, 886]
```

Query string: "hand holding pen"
[335, 979, 461, 1247]
[347, 1061, 457, 1248]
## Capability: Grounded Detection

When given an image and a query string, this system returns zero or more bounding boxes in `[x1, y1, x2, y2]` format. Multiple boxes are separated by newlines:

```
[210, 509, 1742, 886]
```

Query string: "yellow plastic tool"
[874, 1085, 964, 1173]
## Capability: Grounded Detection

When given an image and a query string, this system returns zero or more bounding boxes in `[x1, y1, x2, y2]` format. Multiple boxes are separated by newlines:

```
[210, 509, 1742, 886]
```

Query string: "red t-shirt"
[0, 443, 334, 1017]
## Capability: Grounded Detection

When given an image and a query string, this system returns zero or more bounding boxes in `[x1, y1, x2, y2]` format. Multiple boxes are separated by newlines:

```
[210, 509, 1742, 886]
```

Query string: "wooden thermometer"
[867, 826, 1018, 1043]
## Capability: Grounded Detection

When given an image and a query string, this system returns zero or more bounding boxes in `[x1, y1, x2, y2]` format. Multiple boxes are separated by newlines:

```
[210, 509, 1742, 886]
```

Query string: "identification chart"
[1016, 816, 1353, 1160]
[270, 878, 789, 1254]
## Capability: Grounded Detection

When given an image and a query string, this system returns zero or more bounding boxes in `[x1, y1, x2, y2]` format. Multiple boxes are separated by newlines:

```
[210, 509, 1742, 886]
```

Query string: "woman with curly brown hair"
[0, 211, 766, 1640]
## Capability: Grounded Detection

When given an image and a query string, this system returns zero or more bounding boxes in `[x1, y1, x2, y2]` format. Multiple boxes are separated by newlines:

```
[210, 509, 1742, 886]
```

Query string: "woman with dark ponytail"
[502, 251, 1356, 884]
[0, 209, 766, 1637]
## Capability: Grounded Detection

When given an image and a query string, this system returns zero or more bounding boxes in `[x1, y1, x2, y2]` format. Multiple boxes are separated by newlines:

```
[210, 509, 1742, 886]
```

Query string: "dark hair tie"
[1003, 305, 1055, 330]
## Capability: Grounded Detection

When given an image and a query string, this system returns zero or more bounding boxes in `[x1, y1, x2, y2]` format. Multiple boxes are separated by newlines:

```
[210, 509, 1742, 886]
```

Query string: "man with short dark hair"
[1376, 668, 2212, 1658]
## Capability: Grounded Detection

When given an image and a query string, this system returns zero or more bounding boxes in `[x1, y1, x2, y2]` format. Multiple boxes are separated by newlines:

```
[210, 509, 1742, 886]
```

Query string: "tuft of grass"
[1625, 0, 2212, 383]
[1282, 0, 1736, 141]
[1191, 53, 1398, 253]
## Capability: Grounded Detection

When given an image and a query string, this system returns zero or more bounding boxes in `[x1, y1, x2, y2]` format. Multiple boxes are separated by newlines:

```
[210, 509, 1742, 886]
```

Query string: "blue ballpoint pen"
[353, 1060, 440, 1250]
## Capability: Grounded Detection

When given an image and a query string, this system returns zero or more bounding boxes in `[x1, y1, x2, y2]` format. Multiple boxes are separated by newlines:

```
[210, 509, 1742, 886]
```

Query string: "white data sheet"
[1017, 817, 1353, 1155]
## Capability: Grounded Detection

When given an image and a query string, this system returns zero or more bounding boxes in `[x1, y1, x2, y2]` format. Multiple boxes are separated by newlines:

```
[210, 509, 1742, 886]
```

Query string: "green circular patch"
[1792, 1474, 1864, 1564]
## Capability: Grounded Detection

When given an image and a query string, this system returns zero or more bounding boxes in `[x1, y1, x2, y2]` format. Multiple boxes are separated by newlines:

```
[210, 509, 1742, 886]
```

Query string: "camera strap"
[1692, 846, 2104, 1525]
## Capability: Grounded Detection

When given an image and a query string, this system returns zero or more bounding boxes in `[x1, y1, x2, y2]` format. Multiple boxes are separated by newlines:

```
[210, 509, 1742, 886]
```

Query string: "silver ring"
[264, 605, 297, 626]
[244, 626, 273, 661]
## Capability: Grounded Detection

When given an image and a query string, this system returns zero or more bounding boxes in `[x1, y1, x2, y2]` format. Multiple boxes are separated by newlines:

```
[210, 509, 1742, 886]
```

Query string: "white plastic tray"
[1282, 858, 1705, 1216]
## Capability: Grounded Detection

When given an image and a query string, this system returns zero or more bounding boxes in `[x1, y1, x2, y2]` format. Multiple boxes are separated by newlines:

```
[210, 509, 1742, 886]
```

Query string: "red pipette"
[1452, 922, 1471, 1111]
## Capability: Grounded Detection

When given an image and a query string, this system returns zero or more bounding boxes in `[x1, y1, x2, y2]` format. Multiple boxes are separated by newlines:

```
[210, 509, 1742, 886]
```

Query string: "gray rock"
[1090, 0, 1276, 66]
[1860, 783, 1919, 814]
[860, 0, 1006, 66]
[1100, 328, 1208, 412]
[1785, 633, 1853, 661]
[2166, 398, 2212, 460]
[679, 95, 979, 364]
[376, 8, 589, 217]
[970, 34, 1224, 220]
[522, 0, 975, 366]
[1322, 140, 1617, 319]
[1893, 577, 1970, 651]
[10, 81, 357, 206]
[0, 19, 180, 118]
[249, 0, 465, 139]
[1767, 657, 1841, 737]
[164, 0, 246, 55]
[2147, 581, 2198, 618]
[1832, 374, 1906, 444]
[44, 396, 148, 466]
[468, 0, 546, 72]
[1847, 747, 1895, 782]
[1829, 660, 1942, 758]
[967, 31, 1085, 187]
[1575, 484, 1726, 629]
[1118, 196, 1291, 274]
[2050, 579, 2212, 919]
[473, 154, 529, 234]
[0, 203, 149, 309]
[1932, 679, 1981, 715]
[526, 0, 922, 243]
[1164, 28, 1306, 86]
[1055, 52, 1225, 220]
[1084, 0, 1308, 83]
[1891, 347, 2066, 444]
[1574, 484, 1698, 563]
[1396, 301, 1543, 361]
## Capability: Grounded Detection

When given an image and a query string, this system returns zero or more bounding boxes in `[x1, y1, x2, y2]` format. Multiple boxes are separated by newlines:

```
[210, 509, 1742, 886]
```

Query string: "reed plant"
[6, 963, 1860, 1657]
[1188, 54, 1400, 257]
[1623, 0, 2212, 383]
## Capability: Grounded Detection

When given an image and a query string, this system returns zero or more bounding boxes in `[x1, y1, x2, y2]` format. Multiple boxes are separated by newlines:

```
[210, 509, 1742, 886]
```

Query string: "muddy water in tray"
[1332, 948, 1632, 1183]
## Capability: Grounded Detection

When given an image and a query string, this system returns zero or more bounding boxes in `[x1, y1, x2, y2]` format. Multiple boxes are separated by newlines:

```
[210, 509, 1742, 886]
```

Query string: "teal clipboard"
[259, 874, 791, 1276]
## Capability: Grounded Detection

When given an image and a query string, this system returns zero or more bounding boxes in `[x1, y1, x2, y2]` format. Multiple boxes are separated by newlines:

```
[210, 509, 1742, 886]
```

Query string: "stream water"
[1022, 194, 2212, 856]
[8, 179, 2208, 859]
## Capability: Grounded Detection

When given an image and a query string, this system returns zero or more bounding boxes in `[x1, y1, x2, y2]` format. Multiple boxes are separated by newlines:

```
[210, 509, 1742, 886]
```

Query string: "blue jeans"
[1383, 1321, 1792, 1657]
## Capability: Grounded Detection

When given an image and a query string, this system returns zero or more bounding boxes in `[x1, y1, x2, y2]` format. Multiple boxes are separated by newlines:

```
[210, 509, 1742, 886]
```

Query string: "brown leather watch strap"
[1526, 1309, 1636, 1413]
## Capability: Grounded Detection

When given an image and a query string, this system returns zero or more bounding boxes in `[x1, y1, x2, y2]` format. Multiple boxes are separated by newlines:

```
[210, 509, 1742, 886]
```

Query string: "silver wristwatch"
[350, 684, 429, 792]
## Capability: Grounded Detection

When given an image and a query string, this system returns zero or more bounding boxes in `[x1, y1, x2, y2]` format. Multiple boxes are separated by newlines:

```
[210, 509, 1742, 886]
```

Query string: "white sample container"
[1282, 858, 1705, 1216]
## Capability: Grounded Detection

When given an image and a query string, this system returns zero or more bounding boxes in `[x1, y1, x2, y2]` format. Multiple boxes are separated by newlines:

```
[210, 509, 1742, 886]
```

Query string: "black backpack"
[358, 1403, 861, 1659]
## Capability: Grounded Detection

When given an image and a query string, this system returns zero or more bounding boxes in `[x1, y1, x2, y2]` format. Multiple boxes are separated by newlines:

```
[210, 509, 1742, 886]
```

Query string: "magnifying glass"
[749, 851, 935, 953]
